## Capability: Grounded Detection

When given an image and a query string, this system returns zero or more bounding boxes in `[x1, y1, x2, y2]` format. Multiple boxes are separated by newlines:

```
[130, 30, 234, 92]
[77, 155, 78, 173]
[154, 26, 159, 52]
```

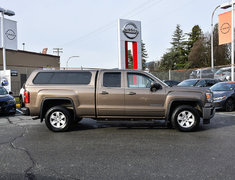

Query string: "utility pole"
[53, 48, 63, 56]
[22, 43, 25, 50]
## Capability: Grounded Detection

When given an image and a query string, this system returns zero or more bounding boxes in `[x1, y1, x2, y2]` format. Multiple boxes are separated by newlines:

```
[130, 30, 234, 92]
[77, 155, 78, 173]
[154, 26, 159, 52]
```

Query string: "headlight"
[7, 99, 16, 104]
[206, 93, 213, 103]
[213, 96, 226, 101]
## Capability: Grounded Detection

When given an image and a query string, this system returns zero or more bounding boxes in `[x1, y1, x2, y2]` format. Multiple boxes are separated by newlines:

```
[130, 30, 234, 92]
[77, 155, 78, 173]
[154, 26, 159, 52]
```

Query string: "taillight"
[24, 91, 30, 103]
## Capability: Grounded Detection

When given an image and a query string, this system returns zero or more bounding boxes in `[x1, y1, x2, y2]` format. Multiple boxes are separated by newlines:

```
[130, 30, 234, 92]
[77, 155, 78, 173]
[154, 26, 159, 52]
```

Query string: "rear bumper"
[21, 107, 30, 115]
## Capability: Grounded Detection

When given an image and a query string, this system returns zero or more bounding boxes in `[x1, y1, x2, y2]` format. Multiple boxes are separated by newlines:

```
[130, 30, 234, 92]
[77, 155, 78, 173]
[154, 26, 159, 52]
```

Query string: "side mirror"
[225, 76, 230, 81]
[9, 91, 13, 96]
[150, 82, 162, 92]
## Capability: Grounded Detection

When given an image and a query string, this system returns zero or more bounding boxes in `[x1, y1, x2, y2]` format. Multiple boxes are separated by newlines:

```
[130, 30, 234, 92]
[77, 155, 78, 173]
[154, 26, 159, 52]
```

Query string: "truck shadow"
[70, 114, 235, 132]
[70, 119, 168, 131]
[197, 113, 235, 131]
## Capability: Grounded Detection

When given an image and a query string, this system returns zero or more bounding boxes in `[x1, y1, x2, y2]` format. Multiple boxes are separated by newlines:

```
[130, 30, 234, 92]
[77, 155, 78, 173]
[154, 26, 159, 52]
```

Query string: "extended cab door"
[125, 72, 166, 117]
[96, 71, 125, 116]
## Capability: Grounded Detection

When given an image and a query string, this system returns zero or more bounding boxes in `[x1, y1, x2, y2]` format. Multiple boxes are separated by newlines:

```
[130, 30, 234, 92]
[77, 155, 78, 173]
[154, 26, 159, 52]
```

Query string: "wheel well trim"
[40, 97, 76, 122]
[166, 99, 203, 123]
[226, 97, 234, 102]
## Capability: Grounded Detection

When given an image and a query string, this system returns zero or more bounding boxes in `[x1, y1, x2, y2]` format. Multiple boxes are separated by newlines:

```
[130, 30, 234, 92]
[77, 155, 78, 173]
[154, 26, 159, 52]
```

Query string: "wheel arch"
[166, 100, 203, 123]
[225, 97, 235, 111]
[40, 98, 76, 122]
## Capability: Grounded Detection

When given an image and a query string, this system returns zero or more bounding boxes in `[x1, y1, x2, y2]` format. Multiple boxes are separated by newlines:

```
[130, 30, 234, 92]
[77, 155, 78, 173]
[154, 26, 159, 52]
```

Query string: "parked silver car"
[190, 68, 214, 79]
[214, 67, 235, 81]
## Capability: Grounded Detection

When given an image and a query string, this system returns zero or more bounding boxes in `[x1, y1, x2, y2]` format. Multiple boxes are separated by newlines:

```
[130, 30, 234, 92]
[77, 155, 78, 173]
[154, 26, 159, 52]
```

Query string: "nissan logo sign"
[220, 23, 231, 34]
[122, 22, 139, 39]
[5, 29, 16, 40]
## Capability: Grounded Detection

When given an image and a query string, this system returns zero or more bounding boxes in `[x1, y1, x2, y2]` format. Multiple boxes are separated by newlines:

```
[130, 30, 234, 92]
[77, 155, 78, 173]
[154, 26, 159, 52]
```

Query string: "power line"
[60, 0, 164, 47]
[126, 0, 164, 19]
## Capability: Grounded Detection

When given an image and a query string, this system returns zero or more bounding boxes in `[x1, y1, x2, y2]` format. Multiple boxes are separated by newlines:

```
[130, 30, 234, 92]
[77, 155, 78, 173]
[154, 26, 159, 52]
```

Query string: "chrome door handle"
[101, 91, 109, 95]
[128, 92, 136, 95]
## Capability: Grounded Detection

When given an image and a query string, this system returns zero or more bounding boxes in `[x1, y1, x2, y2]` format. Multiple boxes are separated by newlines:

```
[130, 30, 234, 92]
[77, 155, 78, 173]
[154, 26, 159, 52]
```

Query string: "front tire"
[171, 105, 200, 132]
[45, 106, 72, 132]
[225, 98, 234, 112]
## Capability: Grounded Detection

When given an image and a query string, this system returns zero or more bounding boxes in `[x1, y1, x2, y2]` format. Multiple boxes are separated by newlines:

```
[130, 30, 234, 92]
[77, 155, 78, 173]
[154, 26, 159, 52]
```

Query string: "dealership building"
[0, 48, 60, 95]
[0, 17, 60, 95]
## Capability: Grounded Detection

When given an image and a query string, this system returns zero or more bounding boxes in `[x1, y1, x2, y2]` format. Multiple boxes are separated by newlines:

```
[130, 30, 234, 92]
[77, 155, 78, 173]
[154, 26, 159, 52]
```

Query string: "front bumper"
[213, 100, 226, 110]
[202, 103, 215, 124]
[0, 103, 16, 114]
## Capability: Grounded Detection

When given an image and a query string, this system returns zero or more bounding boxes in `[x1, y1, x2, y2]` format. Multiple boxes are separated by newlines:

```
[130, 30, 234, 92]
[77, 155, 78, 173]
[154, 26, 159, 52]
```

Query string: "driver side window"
[127, 73, 153, 88]
[196, 80, 206, 87]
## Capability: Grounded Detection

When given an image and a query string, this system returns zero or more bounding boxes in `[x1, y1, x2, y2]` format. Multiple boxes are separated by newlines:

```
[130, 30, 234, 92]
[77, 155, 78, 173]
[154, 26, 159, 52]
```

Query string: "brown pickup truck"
[22, 69, 215, 132]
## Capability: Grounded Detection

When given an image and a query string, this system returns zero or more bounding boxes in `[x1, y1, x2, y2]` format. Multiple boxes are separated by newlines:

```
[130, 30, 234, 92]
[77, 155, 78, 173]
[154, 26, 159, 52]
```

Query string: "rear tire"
[171, 105, 200, 132]
[45, 106, 72, 132]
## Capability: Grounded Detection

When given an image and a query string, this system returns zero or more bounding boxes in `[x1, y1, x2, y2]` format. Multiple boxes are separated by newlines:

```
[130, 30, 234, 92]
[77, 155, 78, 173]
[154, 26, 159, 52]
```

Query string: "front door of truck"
[125, 72, 166, 117]
[97, 71, 125, 116]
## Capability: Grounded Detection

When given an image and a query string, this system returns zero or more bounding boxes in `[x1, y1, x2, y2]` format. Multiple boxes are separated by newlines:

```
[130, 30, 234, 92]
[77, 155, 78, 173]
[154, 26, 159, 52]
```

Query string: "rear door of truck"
[96, 70, 125, 116]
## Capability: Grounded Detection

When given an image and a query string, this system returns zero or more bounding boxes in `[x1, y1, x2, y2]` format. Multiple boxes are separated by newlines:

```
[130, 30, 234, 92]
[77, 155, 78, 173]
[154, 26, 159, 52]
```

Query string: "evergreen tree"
[141, 41, 148, 70]
[170, 24, 187, 68]
[159, 51, 176, 70]
[171, 24, 185, 50]
[186, 25, 203, 54]
[160, 24, 187, 70]
[188, 37, 209, 68]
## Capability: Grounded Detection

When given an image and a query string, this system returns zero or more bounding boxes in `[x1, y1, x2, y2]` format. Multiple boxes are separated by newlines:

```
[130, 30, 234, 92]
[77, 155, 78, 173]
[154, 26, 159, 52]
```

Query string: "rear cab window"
[33, 71, 92, 84]
[103, 72, 121, 88]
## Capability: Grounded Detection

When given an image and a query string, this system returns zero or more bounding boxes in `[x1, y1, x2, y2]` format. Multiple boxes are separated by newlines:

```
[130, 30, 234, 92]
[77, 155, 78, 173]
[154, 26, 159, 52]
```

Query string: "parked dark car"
[210, 82, 235, 112]
[177, 79, 220, 88]
[163, 80, 180, 87]
[0, 87, 16, 115]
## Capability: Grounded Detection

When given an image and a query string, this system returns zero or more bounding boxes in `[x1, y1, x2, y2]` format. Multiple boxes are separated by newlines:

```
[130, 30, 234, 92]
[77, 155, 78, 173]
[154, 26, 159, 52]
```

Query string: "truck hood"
[166, 86, 211, 94]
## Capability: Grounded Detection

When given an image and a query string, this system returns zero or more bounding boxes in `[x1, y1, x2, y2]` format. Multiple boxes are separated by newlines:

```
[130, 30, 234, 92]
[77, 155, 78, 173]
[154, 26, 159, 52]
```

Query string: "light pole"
[66, 56, 80, 69]
[211, 5, 220, 70]
[211, 1, 235, 81]
[232, 2, 235, 81]
[0, 7, 15, 72]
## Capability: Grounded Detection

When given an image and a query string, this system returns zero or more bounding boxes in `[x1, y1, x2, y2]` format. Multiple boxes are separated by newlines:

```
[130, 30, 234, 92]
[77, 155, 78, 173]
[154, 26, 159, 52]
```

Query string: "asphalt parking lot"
[0, 111, 235, 180]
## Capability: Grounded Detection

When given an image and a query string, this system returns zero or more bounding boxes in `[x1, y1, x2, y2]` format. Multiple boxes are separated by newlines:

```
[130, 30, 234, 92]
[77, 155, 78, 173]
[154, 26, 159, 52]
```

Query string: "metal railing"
[150, 64, 235, 82]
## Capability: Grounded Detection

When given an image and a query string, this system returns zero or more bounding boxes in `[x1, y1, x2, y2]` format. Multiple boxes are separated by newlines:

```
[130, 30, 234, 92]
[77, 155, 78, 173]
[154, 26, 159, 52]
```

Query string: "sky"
[1, 0, 229, 69]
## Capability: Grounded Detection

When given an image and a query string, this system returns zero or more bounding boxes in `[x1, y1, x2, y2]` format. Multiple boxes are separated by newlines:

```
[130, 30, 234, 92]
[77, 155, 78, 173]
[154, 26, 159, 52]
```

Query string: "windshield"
[215, 69, 223, 74]
[177, 79, 199, 87]
[0, 87, 8, 95]
[210, 83, 235, 91]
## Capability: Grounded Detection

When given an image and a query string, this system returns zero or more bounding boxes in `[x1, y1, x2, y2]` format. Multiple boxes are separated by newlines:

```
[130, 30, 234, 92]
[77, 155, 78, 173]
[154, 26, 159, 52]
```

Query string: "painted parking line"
[216, 112, 235, 117]
[16, 109, 24, 114]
